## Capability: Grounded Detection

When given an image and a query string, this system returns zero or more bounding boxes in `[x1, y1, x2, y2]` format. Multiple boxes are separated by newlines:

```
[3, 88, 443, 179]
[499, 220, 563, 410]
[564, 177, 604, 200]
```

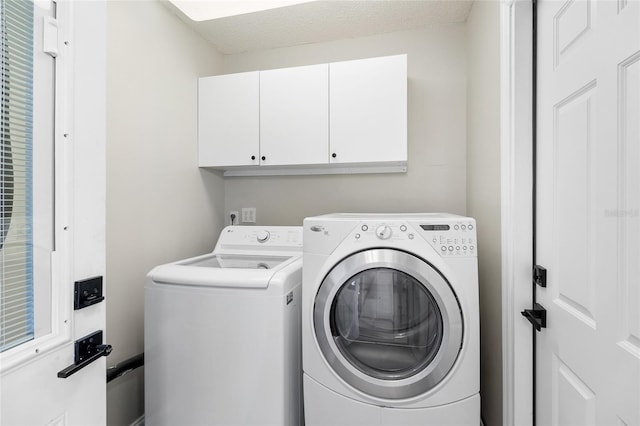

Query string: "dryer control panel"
[342, 217, 477, 257]
[304, 213, 477, 257]
[349, 222, 413, 244]
[419, 220, 477, 257]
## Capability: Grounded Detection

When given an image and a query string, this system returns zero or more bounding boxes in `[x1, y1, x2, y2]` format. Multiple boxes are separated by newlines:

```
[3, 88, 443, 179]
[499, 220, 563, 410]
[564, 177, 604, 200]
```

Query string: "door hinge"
[43, 16, 59, 57]
[521, 303, 547, 331]
[533, 264, 547, 287]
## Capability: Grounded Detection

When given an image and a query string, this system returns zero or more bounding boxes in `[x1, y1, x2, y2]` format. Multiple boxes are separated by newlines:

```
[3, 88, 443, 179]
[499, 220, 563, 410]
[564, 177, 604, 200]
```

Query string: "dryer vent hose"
[107, 353, 144, 383]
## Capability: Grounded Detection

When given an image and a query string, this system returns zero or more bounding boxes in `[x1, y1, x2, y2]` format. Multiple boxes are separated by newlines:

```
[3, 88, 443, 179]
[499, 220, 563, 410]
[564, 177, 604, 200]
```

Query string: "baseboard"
[130, 412, 478, 426]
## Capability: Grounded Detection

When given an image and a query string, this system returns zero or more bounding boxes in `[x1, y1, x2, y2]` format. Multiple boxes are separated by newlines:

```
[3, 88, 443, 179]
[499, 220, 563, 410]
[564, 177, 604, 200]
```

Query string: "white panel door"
[0, 1, 108, 425]
[536, 0, 640, 424]
[198, 72, 260, 167]
[260, 64, 329, 166]
[329, 55, 407, 165]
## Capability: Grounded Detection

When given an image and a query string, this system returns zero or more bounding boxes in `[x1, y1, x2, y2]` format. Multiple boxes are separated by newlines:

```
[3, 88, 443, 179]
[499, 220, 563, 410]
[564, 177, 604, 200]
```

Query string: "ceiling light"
[169, 0, 317, 22]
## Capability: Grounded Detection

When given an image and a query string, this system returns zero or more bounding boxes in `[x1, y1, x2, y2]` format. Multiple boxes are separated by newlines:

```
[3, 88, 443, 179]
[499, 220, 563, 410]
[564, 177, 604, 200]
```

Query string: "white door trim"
[500, 0, 534, 425]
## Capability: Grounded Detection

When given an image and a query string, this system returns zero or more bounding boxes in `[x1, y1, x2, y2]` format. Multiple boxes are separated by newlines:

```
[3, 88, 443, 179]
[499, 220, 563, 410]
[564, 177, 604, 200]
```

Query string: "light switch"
[241, 208, 256, 223]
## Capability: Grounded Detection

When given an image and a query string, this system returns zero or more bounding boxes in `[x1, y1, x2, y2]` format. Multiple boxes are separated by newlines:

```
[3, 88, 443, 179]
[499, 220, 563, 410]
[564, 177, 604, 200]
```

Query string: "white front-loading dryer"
[302, 214, 480, 425]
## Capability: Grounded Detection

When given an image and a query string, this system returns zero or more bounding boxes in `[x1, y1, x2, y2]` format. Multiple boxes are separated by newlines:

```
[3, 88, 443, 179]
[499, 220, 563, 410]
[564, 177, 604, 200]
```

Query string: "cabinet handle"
[261, 156, 266, 161]
[251, 155, 256, 160]
[332, 153, 337, 158]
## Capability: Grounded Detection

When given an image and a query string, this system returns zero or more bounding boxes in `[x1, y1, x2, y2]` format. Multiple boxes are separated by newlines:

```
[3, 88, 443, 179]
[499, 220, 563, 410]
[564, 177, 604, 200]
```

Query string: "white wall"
[466, 1, 503, 425]
[223, 25, 468, 224]
[103, 7, 504, 425]
[105, 2, 224, 425]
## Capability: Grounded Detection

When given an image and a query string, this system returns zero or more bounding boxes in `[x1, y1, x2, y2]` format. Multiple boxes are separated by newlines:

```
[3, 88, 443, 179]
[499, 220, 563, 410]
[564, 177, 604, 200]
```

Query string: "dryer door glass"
[314, 248, 463, 399]
[330, 268, 443, 380]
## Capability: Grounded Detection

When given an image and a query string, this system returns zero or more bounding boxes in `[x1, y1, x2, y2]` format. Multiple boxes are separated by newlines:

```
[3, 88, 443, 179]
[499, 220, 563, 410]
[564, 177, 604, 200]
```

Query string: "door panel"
[552, 354, 596, 426]
[554, 0, 593, 68]
[553, 81, 597, 328]
[615, 15, 640, 425]
[0, 1, 107, 424]
[618, 52, 640, 354]
[537, 0, 640, 424]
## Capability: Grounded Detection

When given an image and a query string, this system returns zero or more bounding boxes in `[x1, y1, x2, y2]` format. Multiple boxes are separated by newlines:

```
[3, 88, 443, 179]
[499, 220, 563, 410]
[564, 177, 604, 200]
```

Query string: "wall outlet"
[229, 211, 239, 225]
[241, 207, 256, 223]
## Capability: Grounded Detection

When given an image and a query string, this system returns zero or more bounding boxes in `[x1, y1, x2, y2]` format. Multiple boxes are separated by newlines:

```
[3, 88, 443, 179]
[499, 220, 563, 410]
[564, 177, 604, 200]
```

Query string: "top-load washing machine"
[302, 213, 480, 425]
[145, 226, 303, 426]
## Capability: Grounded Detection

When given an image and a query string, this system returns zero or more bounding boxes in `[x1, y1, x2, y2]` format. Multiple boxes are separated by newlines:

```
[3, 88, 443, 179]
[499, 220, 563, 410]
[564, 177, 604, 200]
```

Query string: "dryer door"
[314, 248, 462, 400]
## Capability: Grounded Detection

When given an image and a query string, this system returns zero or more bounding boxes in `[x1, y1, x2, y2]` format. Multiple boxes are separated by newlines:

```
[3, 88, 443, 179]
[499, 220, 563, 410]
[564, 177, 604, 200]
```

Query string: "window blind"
[1, 0, 34, 352]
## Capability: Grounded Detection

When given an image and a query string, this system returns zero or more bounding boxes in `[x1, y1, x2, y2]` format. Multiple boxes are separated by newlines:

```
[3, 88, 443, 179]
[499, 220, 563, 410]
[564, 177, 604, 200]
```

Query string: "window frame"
[0, 0, 73, 374]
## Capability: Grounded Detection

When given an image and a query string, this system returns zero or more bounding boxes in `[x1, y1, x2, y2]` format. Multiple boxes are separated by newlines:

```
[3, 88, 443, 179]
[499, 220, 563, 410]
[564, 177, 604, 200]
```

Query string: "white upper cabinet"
[260, 64, 329, 166]
[198, 71, 260, 167]
[197, 55, 407, 175]
[329, 55, 407, 164]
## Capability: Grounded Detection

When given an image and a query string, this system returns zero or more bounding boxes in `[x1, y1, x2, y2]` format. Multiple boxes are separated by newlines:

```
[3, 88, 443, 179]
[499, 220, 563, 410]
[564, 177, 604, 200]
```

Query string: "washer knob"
[375, 225, 392, 240]
[256, 230, 270, 243]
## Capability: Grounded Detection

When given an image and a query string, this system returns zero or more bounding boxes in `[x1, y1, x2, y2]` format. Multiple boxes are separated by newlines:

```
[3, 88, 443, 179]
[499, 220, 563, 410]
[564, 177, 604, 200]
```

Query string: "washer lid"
[181, 254, 292, 270]
[149, 253, 300, 289]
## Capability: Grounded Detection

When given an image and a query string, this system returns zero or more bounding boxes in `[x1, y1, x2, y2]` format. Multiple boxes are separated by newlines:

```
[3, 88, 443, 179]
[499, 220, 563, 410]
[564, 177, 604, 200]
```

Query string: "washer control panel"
[349, 219, 476, 257]
[256, 230, 271, 243]
[216, 226, 303, 250]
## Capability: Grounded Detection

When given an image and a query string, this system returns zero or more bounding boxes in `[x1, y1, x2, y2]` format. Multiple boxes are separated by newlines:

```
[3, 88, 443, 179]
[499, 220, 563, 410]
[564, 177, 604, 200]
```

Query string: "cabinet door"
[198, 72, 259, 167]
[260, 64, 329, 166]
[329, 55, 407, 164]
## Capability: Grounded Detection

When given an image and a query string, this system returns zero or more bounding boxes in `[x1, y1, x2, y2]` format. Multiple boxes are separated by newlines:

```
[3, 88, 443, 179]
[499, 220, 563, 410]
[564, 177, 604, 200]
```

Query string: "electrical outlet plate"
[241, 207, 256, 223]
[230, 211, 239, 225]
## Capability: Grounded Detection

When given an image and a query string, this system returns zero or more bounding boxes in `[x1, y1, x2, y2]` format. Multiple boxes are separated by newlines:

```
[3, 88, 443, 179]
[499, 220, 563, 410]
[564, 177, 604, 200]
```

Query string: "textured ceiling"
[163, 0, 475, 55]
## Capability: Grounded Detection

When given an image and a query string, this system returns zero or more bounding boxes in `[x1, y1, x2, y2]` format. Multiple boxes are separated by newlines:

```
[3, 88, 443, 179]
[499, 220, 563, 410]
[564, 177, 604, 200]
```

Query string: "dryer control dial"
[256, 230, 270, 243]
[375, 225, 392, 240]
